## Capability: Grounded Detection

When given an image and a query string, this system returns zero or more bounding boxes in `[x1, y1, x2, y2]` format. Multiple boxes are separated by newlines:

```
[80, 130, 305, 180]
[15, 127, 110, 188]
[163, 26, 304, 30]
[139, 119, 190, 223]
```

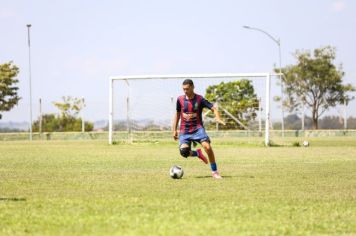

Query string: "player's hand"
[173, 131, 178, 141]
[215, 118, 226, 126]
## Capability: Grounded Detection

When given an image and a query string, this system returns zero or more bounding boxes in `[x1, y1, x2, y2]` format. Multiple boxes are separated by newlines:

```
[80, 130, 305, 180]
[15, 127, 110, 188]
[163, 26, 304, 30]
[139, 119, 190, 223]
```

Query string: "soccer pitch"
[1, 138, 355, 235]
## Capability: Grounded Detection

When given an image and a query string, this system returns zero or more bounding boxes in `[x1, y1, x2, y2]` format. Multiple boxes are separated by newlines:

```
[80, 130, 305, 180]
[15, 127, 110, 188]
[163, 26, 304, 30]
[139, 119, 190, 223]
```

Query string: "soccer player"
[172, 79, 225, 179]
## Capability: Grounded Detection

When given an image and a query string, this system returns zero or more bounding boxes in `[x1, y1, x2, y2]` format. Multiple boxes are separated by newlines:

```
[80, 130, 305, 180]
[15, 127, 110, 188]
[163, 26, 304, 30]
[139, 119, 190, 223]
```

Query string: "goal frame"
[108, 73, 275, 146]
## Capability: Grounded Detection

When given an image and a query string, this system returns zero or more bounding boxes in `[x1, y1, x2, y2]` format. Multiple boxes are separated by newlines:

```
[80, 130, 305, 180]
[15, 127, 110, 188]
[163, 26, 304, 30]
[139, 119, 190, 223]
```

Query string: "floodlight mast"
[108, 73, 278, 146]
[243, 25, 285, 137]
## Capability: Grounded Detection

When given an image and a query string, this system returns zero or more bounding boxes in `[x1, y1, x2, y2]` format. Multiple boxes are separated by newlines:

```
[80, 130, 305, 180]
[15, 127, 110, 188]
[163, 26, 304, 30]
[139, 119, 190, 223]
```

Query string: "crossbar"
[110, 73, 277, 81]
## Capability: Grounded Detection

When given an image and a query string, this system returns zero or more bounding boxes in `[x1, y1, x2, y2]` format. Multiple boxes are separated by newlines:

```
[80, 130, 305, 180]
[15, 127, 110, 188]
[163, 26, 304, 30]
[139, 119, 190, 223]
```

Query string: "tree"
[205, 80, 259, 130]
[32, 114, 93, 132]
[278, 46, 354, 129]
[53, 96, 85, 117]
[0, 62, 20, 119]
[31, 96, 93, 132]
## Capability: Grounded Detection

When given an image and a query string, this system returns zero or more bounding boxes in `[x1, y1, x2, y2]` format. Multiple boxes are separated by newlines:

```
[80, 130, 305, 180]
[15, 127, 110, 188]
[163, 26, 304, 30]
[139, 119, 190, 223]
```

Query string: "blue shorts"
[179, 127, 210, 146]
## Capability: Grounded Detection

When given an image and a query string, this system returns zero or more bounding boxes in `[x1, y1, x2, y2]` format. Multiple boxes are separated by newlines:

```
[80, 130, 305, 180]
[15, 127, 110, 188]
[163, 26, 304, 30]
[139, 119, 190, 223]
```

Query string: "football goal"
[108, 73, 281, 146]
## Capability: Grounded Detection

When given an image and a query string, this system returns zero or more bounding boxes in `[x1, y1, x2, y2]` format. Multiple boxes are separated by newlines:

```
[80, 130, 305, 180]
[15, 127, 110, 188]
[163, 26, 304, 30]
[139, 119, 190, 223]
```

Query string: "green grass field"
[1, 137, 356, 235]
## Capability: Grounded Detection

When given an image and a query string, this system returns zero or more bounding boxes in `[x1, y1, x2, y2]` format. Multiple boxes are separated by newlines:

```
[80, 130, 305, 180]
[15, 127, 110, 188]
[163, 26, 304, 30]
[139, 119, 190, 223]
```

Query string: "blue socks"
[191, 150, 198, 157]
[210, 163, 217, 172]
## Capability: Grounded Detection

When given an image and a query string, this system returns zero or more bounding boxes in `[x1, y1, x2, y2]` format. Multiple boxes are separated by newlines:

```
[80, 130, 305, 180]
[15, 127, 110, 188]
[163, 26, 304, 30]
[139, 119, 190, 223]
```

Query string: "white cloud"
[331, 0, 346, 12]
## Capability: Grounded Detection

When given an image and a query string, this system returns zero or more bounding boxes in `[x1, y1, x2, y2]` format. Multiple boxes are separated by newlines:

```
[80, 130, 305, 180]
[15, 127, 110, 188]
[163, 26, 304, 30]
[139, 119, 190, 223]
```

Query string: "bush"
[32, 114, 93, 132]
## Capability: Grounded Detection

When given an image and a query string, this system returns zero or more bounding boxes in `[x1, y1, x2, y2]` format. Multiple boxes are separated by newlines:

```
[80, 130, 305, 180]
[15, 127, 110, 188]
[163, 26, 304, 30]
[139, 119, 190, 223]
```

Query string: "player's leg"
[196, 148, 208, 164]
[179, 134, 207, 163]
[179, 143, 192, 158]
[200, 141, 216, 164]
[179, 143, 207, 163]
[188, 127, 222, 178]
[189, 128, 211, 165]
[201, 141, 222, 179]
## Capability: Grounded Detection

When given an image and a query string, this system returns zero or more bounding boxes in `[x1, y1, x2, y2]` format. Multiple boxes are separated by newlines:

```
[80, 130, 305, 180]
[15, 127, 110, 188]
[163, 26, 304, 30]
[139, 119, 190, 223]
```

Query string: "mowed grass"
[0, 137, 355, 235]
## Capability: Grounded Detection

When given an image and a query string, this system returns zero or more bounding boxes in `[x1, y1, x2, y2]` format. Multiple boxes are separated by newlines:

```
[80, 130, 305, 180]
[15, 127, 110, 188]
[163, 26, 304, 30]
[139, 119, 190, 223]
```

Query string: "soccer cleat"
[196, 148, 208, 164]
[212, 171, 222, 179]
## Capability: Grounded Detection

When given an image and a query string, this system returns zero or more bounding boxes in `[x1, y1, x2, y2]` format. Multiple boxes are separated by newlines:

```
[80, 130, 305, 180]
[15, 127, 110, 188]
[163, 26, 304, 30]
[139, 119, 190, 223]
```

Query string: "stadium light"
[26, 24, 33, 141]
[243, 25, 285, 137]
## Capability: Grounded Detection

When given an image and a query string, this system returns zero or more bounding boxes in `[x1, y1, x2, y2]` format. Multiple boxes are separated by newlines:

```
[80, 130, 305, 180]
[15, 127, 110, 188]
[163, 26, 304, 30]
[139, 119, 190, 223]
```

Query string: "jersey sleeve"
[201, 97, 214, 110]
[176, 98, 181, 112]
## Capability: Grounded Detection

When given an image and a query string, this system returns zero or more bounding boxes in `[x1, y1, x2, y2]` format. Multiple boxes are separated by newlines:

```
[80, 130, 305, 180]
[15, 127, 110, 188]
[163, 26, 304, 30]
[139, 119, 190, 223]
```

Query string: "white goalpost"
[108, 73, 276, 146]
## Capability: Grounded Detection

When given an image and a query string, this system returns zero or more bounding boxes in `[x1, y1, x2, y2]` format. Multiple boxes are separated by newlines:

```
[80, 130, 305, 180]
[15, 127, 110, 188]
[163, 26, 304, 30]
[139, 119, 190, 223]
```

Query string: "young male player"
[172, 79, 225, 179]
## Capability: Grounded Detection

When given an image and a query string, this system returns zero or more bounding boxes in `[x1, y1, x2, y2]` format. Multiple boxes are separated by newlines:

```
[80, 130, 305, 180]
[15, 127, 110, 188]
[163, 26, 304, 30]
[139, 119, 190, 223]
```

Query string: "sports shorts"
[179, 127, 210, 146]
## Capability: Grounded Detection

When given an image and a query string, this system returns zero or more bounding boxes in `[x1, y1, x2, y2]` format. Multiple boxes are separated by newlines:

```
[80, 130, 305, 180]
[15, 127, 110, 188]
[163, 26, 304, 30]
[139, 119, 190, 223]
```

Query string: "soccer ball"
[169, 165, 184, 179]
[303, 140, 309, 147]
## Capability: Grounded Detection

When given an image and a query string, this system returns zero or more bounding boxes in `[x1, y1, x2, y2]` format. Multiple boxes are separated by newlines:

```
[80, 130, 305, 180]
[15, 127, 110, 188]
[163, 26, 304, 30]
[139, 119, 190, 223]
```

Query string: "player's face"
[182, 84, 194, 97]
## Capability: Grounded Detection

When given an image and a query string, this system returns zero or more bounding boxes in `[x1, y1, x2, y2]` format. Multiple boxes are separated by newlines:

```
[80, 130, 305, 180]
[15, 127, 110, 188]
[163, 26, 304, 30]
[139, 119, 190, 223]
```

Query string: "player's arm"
[211, 107, 226, 125]
[202, 97, 226, 126]
[172, 112, 180, 140]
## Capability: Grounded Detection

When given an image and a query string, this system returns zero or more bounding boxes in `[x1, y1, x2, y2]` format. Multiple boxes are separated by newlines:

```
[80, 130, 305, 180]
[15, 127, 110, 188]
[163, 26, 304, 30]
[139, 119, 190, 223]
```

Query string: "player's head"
[182, 79, 194, 97]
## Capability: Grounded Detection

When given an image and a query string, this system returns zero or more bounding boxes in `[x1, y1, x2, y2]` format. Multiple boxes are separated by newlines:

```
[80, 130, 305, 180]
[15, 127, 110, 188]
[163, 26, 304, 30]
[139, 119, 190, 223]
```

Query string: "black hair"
[182, 79, 194, 86]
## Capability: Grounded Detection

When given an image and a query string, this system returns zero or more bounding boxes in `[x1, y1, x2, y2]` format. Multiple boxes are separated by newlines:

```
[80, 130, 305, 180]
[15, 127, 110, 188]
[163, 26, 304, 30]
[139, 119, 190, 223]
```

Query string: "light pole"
[243, 25, 285, 137]
[26, 24, 33, 141]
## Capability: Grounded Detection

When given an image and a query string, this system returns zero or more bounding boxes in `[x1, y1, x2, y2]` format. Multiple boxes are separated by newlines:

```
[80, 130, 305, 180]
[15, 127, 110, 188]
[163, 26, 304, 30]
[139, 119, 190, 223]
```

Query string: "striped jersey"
[176, 94, 214, 134]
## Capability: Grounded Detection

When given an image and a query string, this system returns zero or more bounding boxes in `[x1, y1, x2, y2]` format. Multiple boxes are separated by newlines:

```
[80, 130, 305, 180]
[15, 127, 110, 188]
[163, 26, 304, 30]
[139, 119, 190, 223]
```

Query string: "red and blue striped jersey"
[176, 94, 214, 134]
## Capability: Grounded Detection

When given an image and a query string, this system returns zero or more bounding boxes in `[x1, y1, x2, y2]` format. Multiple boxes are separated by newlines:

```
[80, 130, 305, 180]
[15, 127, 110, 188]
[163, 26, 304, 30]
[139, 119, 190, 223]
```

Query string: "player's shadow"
[0, 197, 26, 202]
[194, 175, 255, 179]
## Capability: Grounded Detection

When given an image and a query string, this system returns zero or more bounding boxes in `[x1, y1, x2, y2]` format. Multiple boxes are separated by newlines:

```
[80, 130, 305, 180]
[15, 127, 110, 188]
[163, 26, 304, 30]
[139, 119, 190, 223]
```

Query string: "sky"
[1, 0, 356, 123]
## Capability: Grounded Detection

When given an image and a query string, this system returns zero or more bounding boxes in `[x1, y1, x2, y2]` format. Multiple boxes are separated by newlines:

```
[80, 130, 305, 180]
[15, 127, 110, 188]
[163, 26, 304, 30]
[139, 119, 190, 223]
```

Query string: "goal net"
[109, 73, 281, 146]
